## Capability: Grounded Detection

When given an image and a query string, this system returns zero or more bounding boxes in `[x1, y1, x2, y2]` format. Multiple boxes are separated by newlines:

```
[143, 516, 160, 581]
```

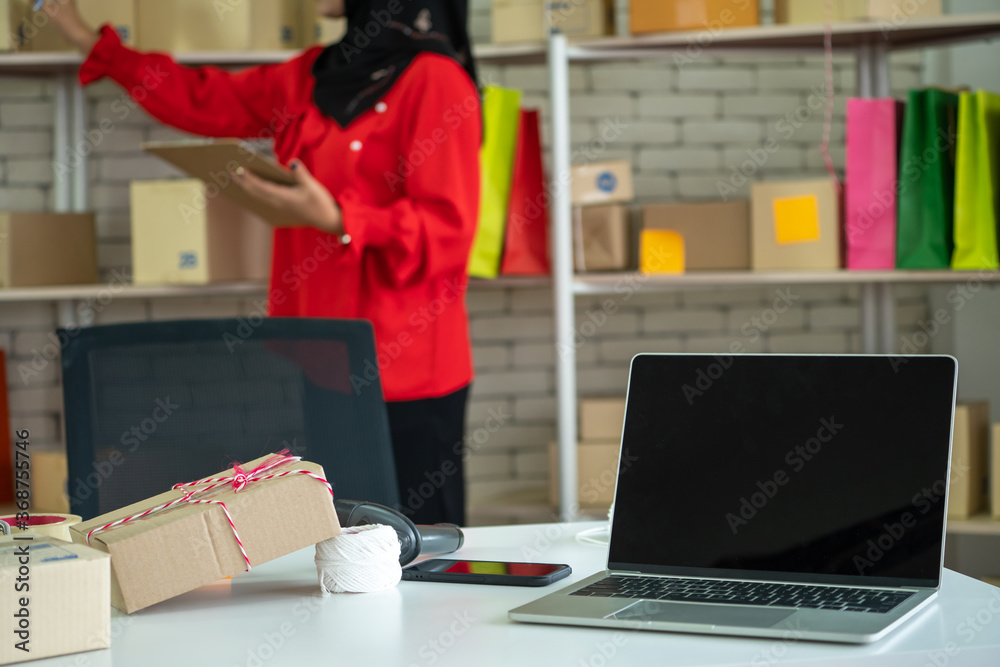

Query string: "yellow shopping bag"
[468, 86, 522, 278]
[952, 90, 1000, 270]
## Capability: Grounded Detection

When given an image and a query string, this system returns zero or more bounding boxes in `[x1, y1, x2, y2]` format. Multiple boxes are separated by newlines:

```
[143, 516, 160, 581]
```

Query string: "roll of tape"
[0, 514, 81, 542]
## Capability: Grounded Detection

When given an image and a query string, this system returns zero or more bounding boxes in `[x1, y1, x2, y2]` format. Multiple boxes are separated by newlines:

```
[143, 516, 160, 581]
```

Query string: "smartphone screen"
[402, 560, 572, 586]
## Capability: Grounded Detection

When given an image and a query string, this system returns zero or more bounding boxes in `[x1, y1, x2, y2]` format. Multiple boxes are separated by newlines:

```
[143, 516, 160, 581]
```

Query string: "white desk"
[37, 522, 1000, 666]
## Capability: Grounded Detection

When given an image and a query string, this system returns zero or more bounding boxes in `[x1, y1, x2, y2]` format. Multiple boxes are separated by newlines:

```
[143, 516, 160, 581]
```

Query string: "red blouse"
[80, 26, 481, 402]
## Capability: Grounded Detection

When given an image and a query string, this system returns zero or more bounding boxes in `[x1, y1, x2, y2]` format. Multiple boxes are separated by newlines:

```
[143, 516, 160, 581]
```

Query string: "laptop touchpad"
[609, 601, 796, 628]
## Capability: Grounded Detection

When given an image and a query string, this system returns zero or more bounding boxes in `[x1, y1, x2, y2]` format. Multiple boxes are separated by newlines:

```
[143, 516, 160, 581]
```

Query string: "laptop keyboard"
[571, 576, 914, 614]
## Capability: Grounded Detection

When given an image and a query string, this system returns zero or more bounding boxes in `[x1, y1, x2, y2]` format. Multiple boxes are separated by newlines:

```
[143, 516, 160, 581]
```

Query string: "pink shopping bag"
[845, 98, 905, 270]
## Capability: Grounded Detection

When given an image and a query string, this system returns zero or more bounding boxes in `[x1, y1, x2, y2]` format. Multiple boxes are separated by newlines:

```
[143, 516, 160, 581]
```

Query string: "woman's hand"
[233, 160, 345, 236]
[38, 0, 99, 53]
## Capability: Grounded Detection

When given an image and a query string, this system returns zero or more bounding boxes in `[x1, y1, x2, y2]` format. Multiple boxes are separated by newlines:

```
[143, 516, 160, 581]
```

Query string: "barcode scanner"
[334, 500, 465, 566]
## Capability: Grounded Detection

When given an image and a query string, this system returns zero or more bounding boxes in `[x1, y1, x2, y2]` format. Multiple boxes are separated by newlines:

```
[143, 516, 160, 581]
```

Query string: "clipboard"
[142, 139, 301, 226]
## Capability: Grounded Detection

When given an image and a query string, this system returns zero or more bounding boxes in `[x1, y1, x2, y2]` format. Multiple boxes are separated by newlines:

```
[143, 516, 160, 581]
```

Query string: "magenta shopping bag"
[845, 98, 905, 270]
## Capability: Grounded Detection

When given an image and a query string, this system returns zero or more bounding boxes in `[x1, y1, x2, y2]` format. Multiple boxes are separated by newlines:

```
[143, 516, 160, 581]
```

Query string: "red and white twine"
[86, 452, 333, 571]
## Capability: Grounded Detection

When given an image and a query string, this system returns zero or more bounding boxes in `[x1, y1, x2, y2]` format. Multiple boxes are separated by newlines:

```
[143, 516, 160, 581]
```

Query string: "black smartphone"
[401, 559, 572, 587]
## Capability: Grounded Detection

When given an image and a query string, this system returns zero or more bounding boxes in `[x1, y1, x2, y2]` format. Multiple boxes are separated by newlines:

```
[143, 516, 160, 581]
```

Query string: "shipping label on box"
[71, 454, 340, 614]
[131, 179, 273, 286]
[24, 0, 136, 52]
[574, 204, 631, 272]
[750, 179, 841, 271]
[643, 200, 751, 271]
[631, 0, 759, 34]
[0, 537, 110, 665]
[947, 403, 990, 520]
[0, 213, 99, 288]
[137, 0, 298, 52]
[571, 161, 634, 206]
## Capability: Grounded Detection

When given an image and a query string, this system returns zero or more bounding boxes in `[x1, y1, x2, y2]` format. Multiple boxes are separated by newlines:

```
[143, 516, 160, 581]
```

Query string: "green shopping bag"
[952, 90, 1000, 271]
[896, 89, 959, 269]
[468, 86, 523, 278]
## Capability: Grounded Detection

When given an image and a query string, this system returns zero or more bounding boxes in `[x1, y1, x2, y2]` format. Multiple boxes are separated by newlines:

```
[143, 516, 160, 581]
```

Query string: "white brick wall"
[0, 3, 942, 524]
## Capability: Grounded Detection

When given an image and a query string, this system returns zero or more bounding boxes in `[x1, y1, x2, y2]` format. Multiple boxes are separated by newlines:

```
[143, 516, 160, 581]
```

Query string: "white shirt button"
[350, 140, 363, 152]
[375, 102, 388, 113]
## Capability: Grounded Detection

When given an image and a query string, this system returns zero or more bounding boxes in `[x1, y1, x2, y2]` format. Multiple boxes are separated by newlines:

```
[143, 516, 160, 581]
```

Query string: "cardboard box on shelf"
[23, 0, 135, 52]
[1, 0, 28, 52]
[992, 423, 1000, 520]
[493, 0, 614, 44]
[631, 0, 759, 34]
[948, 403, 990, 520]
[580, 397, 627, 442]
[31, 451, 70, 514]
[571, 161, 634, 206]
[131, 179, 273, 286]
[750, 179, 841, 271]
[548, 441, 621, 509]
[70, 454, 340, 614]
[574, 204, 631, 272]
[0, 213, 99, 288]
[642, 201, 751, 271]
[0, 537, 110, 665]
[775, 0, 942, 24]
[137, 0, 300, 52]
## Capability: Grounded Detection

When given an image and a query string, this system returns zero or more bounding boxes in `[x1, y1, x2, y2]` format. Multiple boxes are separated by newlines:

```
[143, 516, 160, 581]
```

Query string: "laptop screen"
[609, 354, 957, 589]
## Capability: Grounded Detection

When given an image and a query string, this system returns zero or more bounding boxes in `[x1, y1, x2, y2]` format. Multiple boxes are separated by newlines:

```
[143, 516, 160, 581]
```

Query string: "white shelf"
[573, 270, 1000, 295]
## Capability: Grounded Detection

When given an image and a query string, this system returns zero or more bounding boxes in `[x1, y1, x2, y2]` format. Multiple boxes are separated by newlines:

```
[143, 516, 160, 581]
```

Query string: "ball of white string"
[315, 524, 402, 594]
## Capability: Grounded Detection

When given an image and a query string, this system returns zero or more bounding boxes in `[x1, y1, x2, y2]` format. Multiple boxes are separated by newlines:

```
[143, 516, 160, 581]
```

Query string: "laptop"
[510, 354, 958, 644]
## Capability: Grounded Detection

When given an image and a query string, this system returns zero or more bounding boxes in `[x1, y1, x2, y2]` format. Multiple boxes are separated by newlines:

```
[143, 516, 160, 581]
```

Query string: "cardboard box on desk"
[23, 0, 135, 52]
[0, 536, 110, 665]
[580, 397, 627, 442]
[131, 179, 273, 285]
[0, 213, 99, 288]
[574, 204, 631, 272]
[548, 441, 621, 509]
[70, 455, 340, 614]
[631, 0, 759, 34]
[642, 201, 751, 271]
[31, 450, 70, 514]
[492, 0, 614, 44]
[775, 0, 942, 24]
[137, 0, 299, 51]
[750, 179, 841, 271]
[948, 403, 990, 520]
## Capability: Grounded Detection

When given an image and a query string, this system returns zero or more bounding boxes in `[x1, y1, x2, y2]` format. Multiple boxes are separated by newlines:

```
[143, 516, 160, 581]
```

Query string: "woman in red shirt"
[47, 0, 481, 525]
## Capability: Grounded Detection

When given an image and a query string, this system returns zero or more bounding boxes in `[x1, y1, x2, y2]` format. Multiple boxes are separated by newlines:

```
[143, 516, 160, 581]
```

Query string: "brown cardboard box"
[574, 204, 631, 272]
[137, 0, 299, 52]
[548, 441, 621, 509]
[0, 536, 110, 664]
[642, 201, 751, 271]
[0, 213, 99, 288]
[1, 0, 28, 52]
[947, 403, 990, 520]
[750, 179, 841, 271]
[631, 0, 759, 34]
[580, 397, 627, 442]
[31, 451, 70, 514]
[131, 179, 273, 285]
[572, 161, 634, 206]
[775, 0, 942, 24]
[71, 455, 340, 614]
[492, 0, 614, 44]
[24, 0, 135, 52]
[992, 423, 1000, 520]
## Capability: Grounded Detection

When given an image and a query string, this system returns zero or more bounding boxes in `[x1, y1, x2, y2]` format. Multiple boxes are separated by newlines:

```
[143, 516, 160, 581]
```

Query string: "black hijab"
[311, 0, 478, 127]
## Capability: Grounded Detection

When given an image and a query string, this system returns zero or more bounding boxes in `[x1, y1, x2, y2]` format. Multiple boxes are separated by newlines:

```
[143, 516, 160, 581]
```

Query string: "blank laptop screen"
[609, 355, 957, 588]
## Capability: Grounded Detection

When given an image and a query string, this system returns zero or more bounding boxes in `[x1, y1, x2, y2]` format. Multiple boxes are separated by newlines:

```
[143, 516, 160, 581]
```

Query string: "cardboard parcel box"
[0, 537, 110, 665]
[580, 397, 627, 442]
[775, 0, 942, 24]
[574, 204, 631, 272]
[548, 441, 621, 509]
[1, 0, 28, 52]
[750, 179, 841, 271]
[23, 0, 136, 52]
[947, 403, 990, 520]
[571, 161, 634, 206]
[642, 200, 751, 271]
[137, 0, 300, 51]
[631, 0, 759, 34]
[0, 212, 99, 288]
[493, 0, 614, 44]
[71, 455, 340, 614]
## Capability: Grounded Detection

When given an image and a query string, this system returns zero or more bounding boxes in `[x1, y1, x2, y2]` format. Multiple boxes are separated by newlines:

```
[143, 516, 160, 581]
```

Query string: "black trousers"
[386, 385, 469, 526]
